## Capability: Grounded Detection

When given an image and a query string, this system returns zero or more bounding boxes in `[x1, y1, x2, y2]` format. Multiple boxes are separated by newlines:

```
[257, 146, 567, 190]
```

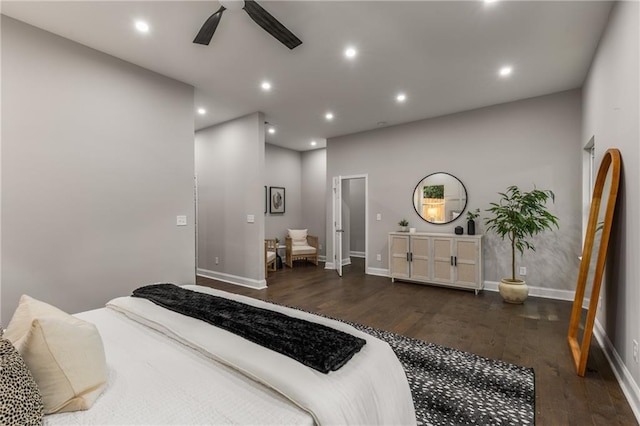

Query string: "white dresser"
[388, 232, 483, 294]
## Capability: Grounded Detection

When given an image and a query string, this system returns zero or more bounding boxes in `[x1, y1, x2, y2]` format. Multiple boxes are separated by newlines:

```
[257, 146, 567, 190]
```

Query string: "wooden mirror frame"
[567, 148, 621, 376]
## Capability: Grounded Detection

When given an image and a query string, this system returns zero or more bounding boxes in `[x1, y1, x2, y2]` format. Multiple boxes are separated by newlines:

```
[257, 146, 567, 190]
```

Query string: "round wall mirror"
[412, 172, 468, 224]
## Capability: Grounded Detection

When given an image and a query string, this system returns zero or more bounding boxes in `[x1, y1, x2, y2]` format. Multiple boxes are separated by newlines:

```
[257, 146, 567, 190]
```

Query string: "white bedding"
[47, 285, 416, 425]
[45, 307, 314, 425]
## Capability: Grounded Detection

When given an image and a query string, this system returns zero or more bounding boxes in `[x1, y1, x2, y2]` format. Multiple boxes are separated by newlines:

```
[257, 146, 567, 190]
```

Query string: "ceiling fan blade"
[242, 0, 302, 50]
[193, 6, 226, 45]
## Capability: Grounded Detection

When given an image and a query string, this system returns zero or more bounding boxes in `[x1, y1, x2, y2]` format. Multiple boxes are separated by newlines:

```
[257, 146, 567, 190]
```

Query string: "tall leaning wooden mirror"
[568, 148, 621, 376]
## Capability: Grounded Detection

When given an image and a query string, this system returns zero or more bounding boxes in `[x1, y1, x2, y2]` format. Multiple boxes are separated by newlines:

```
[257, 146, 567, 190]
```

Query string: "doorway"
[332, 174, 368, 276]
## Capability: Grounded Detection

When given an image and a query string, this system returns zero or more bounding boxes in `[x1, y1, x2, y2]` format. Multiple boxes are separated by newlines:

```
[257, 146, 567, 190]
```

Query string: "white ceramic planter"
[498, 278, 529, 304]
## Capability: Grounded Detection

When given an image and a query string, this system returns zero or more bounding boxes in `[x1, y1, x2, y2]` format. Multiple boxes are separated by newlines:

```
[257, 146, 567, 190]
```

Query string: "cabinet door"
[454, 239, 479, 287]
[432, 237, 453, 283]
[410, 236, 430, 281]
[389, 235, 410, 279]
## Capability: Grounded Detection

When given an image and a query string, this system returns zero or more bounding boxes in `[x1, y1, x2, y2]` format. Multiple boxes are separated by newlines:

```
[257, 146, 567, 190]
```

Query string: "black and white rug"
[241, 296, 535, 425]
[348, 321, 535, 426]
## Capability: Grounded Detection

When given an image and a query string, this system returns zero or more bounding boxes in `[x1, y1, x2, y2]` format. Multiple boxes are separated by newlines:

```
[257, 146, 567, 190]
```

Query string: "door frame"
[331, 174, 369, 274]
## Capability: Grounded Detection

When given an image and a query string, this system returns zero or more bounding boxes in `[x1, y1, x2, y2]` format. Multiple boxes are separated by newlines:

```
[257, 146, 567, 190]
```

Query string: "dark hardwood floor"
[196, 258, 637, 425]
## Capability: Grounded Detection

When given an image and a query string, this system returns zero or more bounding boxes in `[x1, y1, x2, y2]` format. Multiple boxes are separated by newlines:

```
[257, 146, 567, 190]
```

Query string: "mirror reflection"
[568, 148, 621, 376]
[577, 165, 611, 349]
[413, 172, 467, 224]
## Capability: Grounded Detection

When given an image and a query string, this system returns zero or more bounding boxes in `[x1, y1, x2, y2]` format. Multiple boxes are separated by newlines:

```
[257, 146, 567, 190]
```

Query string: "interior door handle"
[454, 256, 457, 266]
[450, 256, 453, 266]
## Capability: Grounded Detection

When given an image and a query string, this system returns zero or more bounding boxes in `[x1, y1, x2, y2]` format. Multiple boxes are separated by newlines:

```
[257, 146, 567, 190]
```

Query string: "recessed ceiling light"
[197, 108, 206, 115]
[396, 93, 407, 103]
[344, 46, 357, 59]
[325, 112, 334, 121]
[484, 0, 498, 4]
[135, 21, 149, 33]
[261, 81, 272, 91]
[499, 66, 513, 77]
[310, 140, 317, 146]
[268, 127, 276, 134]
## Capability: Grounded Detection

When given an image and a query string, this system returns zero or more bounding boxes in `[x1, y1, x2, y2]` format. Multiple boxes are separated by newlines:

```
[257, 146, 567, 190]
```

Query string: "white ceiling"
[2, 1, 613, 151]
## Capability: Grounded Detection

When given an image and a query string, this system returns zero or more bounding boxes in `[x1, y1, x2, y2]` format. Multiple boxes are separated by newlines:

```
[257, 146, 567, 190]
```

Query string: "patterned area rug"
[348, 321, 535, 425]
[212, 292, 535, 425]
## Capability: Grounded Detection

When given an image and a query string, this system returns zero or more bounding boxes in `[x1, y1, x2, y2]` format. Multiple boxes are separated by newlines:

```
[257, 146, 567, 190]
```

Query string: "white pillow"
[4, 295, 69, 348]
[5, 295, 107, 414]
[288, 229, 308, 246]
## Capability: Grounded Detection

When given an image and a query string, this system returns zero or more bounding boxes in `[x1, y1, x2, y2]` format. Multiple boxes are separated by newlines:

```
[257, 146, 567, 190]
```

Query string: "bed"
[37, 284, 416, 425]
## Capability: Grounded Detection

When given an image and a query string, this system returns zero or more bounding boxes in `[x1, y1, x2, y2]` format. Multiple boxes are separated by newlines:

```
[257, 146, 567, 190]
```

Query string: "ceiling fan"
[193, 0, 302, 50]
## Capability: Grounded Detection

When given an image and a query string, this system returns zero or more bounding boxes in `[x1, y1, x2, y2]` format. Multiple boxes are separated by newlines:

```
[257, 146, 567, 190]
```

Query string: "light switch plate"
[176, 215, 187, 226]
[247, 215, 255, 223]
[376, 213, 382, 221]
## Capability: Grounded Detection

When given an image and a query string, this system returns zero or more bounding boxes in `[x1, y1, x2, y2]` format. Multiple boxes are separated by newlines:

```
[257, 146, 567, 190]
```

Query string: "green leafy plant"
[485, 185, 559, 282]
[466, 208, 480, 221]
[275, 237, 280, 245]
[423, 185, 444, 199]
[398, 219, 409, 227]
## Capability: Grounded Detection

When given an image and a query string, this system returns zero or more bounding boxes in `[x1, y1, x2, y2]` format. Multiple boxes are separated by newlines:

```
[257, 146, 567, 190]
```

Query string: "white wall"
[326, 90, 582, 292]
[301, 149, 327, 257]
[1, 17, 196, 323]
[195, 113, 265, 288]
[582, 1, 640, 416]
[265, 144, 302, 243]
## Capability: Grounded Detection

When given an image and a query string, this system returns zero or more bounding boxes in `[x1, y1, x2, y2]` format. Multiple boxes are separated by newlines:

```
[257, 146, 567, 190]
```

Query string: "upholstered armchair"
[285, 229, 318, 268]
[265, 239, 277, 276]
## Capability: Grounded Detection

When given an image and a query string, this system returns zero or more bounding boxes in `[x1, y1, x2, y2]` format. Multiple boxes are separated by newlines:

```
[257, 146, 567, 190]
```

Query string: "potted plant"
[275, 237, 280, 248]
[466, 208, 480, 235]
[485, 185, 559, 304]
[398, 219, 409, 232]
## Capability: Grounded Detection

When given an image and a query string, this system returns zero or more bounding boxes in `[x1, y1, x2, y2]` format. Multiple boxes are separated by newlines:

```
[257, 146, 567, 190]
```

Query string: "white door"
[333, 176, 343, 277]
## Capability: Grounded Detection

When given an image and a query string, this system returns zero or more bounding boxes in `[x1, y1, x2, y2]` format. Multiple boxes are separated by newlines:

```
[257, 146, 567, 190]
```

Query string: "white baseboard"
[319, 255, 327, 263]
[367, 267, 389, 277]
[593, 320, 640, 423]
[323, 259, 351, 269]
[196, 268, 267, 290]
[483, 280, 576, 301]
[350, 251, 365, 258]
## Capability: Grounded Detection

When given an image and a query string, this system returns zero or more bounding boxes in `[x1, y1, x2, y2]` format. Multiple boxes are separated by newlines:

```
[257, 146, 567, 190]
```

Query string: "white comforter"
[107, 285, 416, 425]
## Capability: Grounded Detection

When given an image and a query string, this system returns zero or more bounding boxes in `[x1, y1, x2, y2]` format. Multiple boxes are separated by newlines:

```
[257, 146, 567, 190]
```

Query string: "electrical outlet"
[519, 266, 527, 276]
[176, 215, 187, 226]
[376, 254, 382, 261]
[215, 257, 219, 265]
[376, 213, 382, 221]
[633, 340, 638, 363]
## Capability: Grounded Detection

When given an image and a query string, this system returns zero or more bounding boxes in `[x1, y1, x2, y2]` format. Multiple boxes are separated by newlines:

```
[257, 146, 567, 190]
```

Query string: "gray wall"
[326, 90, 582, 292]
[195, 113, 265, 287]
[265, 144, 302, 243]
[349, 179, 366, 255]
[301, 149, 327, 257]
[582, 1, 640, 398]
[1, 17, 196, 324]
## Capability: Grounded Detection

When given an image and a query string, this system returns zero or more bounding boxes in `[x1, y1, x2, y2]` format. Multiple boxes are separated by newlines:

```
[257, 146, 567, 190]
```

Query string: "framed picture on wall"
[269, 187, 285, 214]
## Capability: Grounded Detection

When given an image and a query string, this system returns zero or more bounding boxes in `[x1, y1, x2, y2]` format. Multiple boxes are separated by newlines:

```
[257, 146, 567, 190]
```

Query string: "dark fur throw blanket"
[132, 284, 365, 373]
